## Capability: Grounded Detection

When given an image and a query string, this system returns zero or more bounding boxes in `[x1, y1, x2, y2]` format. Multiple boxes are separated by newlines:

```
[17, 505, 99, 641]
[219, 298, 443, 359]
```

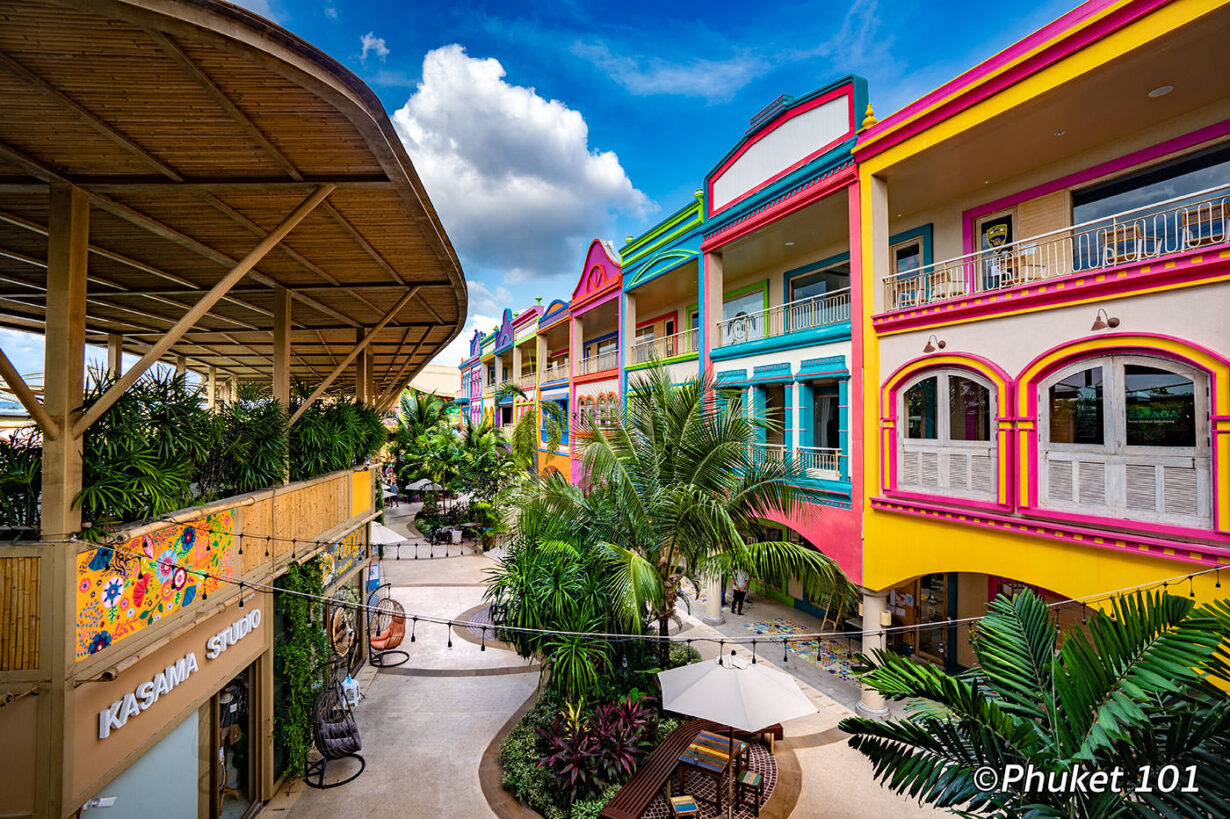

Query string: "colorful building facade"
[459, 0, 1230, 715]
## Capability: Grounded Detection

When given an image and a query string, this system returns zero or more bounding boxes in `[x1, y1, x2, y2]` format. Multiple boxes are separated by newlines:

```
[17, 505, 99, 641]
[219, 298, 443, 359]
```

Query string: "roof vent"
[748, 94, 793, 131]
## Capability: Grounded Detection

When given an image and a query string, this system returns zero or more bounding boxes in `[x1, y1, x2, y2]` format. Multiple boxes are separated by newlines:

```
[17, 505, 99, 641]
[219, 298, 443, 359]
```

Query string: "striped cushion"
[740, 770, 763, 787]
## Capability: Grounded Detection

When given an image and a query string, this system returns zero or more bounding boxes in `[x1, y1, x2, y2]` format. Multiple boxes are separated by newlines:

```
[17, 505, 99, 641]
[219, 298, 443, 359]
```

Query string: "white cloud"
[392, 45, 650, 284]
[570, 42, 766, 101]
[324, 6, 338, 20]
[360, 31, 390, 63]
[428, 312, 498, 368]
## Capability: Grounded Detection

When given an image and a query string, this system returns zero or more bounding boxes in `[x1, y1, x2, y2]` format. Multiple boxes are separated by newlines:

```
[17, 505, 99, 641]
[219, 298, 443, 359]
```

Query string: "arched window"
[1039, 355, 1209, 525]
[898, 369, 996, 499]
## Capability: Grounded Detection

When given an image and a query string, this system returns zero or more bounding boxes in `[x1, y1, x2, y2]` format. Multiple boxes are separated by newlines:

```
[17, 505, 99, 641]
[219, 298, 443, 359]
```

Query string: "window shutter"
[970, 454, 994, 491]
[948, 452, 970, 489]
[1077, 461, 1107, 505]
[1125, 463, 1158, 511]
[919, 452, 940, 488]
[900, 451, 918, 486]
[1048, 458, 1075, 503]
[1162, 466, 1200, 516]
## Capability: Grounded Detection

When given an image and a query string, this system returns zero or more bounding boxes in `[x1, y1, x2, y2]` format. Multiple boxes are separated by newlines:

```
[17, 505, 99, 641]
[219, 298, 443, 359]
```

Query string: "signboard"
[322, 527, 366, 589]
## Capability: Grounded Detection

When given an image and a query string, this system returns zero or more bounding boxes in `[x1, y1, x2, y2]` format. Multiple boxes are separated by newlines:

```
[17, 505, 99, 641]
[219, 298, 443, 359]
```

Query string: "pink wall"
[762, 503, 863, 586]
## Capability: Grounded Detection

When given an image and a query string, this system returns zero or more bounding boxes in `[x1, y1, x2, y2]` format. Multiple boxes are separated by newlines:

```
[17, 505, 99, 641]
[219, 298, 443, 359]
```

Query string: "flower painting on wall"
[75, 511, 234, 660]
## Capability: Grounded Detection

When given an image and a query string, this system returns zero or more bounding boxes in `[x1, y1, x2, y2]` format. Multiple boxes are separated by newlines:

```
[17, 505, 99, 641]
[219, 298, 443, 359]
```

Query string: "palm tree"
[493, 381, 568, 473]
[520, 363, 855, 666]
[397, 388, 450, 435]
[839, 588, 1230, 818]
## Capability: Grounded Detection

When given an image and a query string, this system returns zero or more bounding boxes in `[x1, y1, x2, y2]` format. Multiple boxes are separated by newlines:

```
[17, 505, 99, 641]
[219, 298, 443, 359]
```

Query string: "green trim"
[620, 195, 703, 263]
[685, 303, 699, 330]
[625, 351, 699, 371]
[723, 278, 770, 310]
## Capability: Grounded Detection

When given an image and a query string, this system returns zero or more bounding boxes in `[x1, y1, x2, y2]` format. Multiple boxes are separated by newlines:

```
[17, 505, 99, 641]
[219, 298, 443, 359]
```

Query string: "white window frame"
[897, 369, 997, 500]
[1038, 355, 1210, 526]
[890, 237, 923, 277]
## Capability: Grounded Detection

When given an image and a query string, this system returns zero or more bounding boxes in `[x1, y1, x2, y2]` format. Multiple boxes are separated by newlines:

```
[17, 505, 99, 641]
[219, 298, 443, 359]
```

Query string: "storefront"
[73, 592, 271, 817]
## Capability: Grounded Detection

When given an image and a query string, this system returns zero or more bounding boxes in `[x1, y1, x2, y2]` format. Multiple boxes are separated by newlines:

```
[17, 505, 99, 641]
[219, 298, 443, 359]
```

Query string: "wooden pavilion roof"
[0, 0, 466, 405]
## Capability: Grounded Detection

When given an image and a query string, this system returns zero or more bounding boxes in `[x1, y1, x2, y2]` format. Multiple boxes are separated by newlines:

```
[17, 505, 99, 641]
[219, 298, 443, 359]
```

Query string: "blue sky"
[1, 0, 1078, 376]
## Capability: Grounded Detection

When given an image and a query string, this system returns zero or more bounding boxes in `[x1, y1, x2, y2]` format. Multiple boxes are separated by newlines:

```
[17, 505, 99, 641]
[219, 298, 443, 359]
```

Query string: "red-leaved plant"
[536, 696, 657, 800]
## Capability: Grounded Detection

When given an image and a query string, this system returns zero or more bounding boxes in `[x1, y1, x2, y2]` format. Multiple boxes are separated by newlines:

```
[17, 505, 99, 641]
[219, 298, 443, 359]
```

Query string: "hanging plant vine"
[275, 556, 327, 777]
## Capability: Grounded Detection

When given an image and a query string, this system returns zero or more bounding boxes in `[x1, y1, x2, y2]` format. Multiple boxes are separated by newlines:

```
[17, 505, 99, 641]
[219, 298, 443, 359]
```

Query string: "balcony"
[750, 443, 844, 481]
[482, 382, 495, 397]
[883, 184, 1230, 312]
[540, 358, 570, 383]
[578, 350, 619, 376]
[716, 288, 851, 347]
[516, 372, 537, 390]
[631, 328, 699, 365]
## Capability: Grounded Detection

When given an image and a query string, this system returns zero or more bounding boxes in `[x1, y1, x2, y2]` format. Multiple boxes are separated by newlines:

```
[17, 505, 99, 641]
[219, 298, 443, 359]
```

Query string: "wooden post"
[207, 365, 217, 410]
[39, 182, 89, 819]
[106, 333, 123, 376]
[229, 375, 238, 403]
[354, 327, 368, 403]
[272, 286, 291, 410]
[175, 354, 187, 376]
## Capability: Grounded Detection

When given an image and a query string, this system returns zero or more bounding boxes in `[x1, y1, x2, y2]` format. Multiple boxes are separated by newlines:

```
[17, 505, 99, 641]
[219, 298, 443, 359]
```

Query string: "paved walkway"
[272, 506, 940, 818]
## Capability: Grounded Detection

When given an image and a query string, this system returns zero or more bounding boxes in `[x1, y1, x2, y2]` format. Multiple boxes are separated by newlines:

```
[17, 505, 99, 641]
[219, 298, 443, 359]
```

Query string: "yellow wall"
[351, 468, 372, 516]
[857, 0, 1229, 600]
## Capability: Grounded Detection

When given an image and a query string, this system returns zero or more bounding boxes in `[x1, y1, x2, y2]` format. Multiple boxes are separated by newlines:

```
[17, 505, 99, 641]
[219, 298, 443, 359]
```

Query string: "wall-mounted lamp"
[923, 335, 946, 353]
[1091, 308, 1120, 331]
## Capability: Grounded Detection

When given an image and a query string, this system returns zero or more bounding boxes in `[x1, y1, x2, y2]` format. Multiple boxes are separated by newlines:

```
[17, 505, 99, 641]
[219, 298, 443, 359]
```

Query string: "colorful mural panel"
[75, 512, 233, 660]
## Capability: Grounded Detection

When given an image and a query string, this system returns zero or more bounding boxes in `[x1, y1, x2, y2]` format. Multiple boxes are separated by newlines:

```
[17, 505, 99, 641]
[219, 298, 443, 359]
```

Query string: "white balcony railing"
[749, 443, 844, 480]
[579, 350, 619, 375]
[540, 358, 569, 383]
[632, 328, 699, 364]
[516, 372, 537, 390]
[796, 445, 843, 479]
[883, 183, 1230, 312]
[717, 288, 850, 347]
[482, 383, 495, 397]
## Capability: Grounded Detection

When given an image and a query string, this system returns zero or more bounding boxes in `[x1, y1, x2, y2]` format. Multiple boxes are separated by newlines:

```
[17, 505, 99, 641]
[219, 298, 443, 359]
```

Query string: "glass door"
[214, 666, 256, 819]
[915, 573, 950, 667]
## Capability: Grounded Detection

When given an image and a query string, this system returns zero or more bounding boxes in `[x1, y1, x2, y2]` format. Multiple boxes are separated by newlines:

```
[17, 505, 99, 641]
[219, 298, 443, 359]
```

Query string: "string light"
[751, 640, 757, 664]
[60, 534, 1230, 651]
[239, 583, 245, 608]
[480, 627, 487, 652]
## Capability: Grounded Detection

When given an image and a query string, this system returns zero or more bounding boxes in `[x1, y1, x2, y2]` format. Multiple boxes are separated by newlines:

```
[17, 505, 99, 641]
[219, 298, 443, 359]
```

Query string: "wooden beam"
[377, 328, 433, 412]
[73, 186, 335, 435]
[288, 289, 417, 426]
[0, 347, 59, 437]
[0, 177, 391, 195]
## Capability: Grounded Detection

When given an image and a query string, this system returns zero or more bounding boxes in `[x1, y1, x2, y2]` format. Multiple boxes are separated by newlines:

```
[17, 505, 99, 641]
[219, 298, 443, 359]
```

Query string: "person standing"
[731, 569, 750, 615]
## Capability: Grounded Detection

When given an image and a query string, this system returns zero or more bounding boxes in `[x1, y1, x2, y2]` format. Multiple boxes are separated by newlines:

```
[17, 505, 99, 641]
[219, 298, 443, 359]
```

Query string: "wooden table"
[676, 732, 749, 812]
[694, 730, 749, 776]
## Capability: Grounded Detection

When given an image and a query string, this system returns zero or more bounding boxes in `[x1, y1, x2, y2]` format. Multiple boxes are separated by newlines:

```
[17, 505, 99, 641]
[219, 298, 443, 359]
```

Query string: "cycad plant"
[0, 427, 42, 530]
[203, 381, 288, 496]
[493, 381, 567, 473]
[839, 588, 1230, 818]
[521, 363, 855, 667]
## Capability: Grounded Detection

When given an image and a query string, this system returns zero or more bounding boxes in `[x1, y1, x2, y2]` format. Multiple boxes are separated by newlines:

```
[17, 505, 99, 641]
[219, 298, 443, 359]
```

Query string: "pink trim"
[760, 504, 862, 584]
[961, 121, 1230, 254]
[574, 287, 621, 316]
[571, 239, 623, 313]
[708, 85, 855, 218]
[701, 167, 856, 252]
[847, 181, 864, 513]
[857, 0, 1168, 160]
[1015, 332, 1230, 533]
[884, 489, 1012, 514]
[511, 305, 544, 329]
[871, 496, 1230, 563]
[873, 250, 1230, 333]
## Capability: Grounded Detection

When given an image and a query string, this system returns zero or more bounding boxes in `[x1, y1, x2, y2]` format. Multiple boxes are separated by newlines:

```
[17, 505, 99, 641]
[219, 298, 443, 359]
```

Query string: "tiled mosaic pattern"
[640, 739, 777, 819]
[465, 605, 495, 640]
[742, 617, 859, 682]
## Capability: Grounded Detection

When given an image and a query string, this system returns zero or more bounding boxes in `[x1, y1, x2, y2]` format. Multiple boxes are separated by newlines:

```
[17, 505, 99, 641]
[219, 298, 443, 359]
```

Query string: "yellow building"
[854, 0, 1230, 713]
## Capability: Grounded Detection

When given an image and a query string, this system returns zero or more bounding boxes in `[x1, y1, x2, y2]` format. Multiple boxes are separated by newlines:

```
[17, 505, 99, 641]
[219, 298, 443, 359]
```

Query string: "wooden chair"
[737, 770, 765, 816]
[1102, 223, 1143, 265]
[1180, 202, 1228, 248]
[670, 795, 700, 817]
[368, 583, 409, 668]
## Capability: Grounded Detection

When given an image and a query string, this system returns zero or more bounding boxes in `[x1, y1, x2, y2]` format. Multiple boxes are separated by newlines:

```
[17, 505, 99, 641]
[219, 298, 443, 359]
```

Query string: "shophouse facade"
[853, 0, 1230, 712]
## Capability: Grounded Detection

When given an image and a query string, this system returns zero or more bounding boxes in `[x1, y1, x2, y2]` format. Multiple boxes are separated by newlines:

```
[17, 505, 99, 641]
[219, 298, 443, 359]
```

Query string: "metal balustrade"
[540, 358, 569, 383]
[883, 183, 1230, 312]
[578, 350, 619, 375]
[748, 444, 844, 479]
[631, 328, 699, 364]
[716, 288, 850, 347]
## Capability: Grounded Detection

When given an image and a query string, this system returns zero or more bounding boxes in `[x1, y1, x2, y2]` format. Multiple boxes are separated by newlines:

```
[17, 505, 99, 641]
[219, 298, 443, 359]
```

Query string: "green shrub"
[668, 642, 702, 668]
[570, 784, 621, 819]
[0, 427, 41, 530]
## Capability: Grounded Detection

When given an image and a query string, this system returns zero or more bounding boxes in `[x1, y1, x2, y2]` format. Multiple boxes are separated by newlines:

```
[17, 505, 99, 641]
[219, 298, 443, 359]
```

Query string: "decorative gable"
[570, 239, 622, 310]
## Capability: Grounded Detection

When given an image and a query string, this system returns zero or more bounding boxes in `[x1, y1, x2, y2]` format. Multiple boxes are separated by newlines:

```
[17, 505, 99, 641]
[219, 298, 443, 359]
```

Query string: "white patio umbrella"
[369, 522, 405, 545]
[407, 478, 444, 491]
[658, 654, 817, 815]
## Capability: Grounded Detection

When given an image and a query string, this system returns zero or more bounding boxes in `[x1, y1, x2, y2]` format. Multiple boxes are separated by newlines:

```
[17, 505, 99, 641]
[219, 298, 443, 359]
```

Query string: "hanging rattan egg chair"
[367, 583, 409, 668]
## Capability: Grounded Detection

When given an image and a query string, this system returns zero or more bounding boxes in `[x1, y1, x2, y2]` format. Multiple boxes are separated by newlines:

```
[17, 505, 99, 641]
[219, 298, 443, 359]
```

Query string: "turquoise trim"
[752, 386, 766, 446]
[752, 362, 791, 378]
[714, 369, 746, 385]
[838, 380, 850, 480]
[797, 382, 814, 448]
[796, 354, 849, 379]
[890, 224, 934, 265]
[710, 320, 850, 360]
[783, 382, 794, 450]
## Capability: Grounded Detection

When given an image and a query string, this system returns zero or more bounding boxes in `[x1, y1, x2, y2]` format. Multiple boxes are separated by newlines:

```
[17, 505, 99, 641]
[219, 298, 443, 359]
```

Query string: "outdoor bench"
[599, 718, 718, 819]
